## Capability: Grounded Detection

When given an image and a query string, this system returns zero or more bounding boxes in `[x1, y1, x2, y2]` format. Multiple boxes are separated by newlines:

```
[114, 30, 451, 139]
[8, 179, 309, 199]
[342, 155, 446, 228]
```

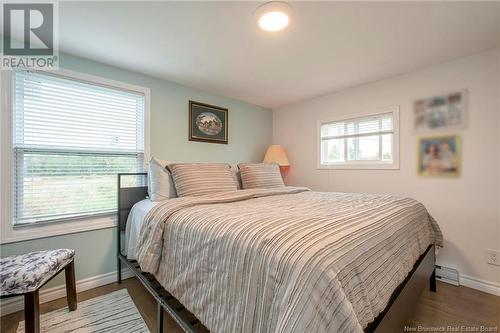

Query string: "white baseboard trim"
[459, 274, 500, 296]
[0, 268, 134, 316]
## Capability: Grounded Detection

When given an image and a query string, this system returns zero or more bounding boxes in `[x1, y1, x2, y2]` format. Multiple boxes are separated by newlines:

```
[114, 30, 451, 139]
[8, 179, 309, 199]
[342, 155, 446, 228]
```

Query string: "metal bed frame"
[117, 173, 436, 333]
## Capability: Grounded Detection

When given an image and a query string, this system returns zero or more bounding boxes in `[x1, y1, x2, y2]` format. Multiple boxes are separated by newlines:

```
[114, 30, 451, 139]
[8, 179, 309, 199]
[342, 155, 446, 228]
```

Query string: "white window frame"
[317, 106, 400, 170]
[0, 69, 151, 244]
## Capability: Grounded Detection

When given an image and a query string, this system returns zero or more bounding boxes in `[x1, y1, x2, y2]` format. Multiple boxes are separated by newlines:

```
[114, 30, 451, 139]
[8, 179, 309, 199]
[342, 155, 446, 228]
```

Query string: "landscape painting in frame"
[189, 101, 228, 144]
[417, 135, 461, 177]
[413, 91, 466, 132]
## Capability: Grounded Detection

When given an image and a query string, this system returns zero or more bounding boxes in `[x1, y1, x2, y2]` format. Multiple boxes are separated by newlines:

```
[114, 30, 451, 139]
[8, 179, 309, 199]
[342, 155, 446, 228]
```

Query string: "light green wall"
[0, 229, 117, 288]
[0, 53, 272, 290]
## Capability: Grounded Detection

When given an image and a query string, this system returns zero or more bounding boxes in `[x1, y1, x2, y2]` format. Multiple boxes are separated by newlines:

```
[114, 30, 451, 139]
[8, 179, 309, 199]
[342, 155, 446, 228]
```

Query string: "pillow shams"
[238, 163, 284, 189]
[169, 163, 238, 197]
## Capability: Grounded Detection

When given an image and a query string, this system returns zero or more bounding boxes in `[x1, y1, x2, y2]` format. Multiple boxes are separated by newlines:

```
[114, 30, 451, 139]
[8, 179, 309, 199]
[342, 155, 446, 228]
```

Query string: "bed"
[117, 173, 442, 333]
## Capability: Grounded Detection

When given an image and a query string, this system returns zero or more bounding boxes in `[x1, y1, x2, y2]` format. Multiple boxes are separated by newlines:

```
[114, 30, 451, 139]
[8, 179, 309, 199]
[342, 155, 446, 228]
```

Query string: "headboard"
[117, 173, 148, 256]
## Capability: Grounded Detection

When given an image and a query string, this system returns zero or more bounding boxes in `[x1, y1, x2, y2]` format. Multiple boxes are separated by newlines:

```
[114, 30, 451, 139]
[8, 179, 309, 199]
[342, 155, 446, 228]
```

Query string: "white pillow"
[148, 157, 177, 201]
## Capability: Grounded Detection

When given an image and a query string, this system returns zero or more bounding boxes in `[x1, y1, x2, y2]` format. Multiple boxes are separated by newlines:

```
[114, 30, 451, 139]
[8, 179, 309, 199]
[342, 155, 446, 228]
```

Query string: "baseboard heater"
[435, 265, 459, 286]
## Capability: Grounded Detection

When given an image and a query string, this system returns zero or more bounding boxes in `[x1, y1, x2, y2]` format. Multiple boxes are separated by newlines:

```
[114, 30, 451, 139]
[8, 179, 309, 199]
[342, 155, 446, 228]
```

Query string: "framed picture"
[417, 135, 461, 177]
[189, 100, 228, 144]
[413, 90, 467, 132]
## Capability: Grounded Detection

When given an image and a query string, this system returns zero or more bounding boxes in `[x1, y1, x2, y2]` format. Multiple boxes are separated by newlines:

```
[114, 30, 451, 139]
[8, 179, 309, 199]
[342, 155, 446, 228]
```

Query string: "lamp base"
[279, 165, 290, 178]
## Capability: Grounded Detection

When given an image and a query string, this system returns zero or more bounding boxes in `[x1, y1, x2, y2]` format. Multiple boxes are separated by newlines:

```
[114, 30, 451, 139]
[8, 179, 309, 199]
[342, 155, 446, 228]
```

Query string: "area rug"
[17, 289, 149, 332]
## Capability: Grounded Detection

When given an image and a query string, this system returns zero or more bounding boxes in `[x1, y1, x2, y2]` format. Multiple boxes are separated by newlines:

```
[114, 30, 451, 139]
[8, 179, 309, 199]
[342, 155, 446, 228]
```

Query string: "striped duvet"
[136, 187, 442, 333]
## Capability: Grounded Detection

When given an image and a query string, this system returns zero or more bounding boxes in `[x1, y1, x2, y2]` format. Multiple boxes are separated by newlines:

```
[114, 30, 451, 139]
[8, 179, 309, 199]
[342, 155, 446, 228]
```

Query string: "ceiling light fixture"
[256, 1, 292, 32]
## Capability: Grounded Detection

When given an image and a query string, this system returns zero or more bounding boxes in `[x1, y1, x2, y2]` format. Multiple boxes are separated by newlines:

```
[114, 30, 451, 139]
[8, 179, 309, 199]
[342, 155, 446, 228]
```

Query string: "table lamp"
[263, 144, 290, 177]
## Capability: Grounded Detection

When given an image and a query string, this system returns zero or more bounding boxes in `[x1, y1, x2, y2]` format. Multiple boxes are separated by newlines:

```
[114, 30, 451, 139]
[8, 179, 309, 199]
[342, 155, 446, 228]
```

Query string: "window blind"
[321, 113, 393, 140]
[13, 70, 145, 225]
[320, 112, 394, 164]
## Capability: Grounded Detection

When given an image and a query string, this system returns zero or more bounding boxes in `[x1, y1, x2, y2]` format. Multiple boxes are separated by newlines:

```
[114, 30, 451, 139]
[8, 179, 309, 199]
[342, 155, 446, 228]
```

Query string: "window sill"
[0, 214, 116, 244]
[317, 163, 399, 170]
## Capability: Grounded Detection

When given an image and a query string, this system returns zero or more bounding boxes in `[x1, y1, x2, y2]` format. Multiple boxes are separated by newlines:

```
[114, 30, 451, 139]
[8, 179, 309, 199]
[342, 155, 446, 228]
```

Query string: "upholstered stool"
[0, 249, 77, 333]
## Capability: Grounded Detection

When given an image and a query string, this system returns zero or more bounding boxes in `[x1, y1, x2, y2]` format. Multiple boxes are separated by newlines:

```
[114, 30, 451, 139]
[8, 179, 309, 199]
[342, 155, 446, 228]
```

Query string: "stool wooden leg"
[24, 290, 40, 333]
[117, 257, 122, 284]
[65, 260, 77, 311]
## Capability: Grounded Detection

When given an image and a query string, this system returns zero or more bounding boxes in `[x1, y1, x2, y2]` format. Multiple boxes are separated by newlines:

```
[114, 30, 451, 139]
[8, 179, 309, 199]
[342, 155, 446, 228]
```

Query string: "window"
[318, 107, 399, 169]
[10, 70, 148, 227]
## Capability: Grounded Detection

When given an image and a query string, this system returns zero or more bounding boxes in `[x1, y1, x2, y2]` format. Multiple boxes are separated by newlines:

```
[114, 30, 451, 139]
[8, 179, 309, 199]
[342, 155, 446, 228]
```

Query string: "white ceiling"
[57, 1, 500, 109]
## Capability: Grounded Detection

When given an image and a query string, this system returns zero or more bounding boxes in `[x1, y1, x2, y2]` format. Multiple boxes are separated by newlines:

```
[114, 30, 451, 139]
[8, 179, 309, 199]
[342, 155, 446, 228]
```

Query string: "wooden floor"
[1, 278, 499, 333]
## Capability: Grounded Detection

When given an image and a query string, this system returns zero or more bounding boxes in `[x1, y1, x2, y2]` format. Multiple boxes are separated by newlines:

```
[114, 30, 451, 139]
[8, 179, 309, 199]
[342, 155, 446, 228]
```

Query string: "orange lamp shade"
[263, 145, 290, 176]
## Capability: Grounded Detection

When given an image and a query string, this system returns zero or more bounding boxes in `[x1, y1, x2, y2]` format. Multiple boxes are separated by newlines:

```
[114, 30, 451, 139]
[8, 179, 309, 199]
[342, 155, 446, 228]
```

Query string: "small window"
[318, 107, 399, 169]
[12, 70, 146, 226]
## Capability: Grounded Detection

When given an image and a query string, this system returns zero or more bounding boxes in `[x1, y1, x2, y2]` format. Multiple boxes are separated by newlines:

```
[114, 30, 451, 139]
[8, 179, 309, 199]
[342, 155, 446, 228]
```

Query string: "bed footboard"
[367, 245, 436, 333]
